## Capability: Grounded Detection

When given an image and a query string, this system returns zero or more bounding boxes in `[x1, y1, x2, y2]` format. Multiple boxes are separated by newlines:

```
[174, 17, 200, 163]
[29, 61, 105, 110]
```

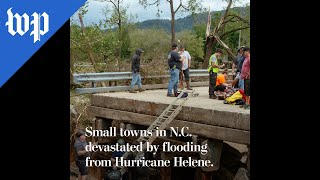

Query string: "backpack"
[224, 91, 243, 104]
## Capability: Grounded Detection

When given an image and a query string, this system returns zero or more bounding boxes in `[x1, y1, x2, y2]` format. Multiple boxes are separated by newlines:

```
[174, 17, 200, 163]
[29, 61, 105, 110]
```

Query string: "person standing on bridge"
[129, 48, 145, 93]
[167, 43, 182, 97]
[232, 46, 245, 88]
[179, 45, 193, 90]
[240, 47, 250, 109]
[208, 48, 225, 99]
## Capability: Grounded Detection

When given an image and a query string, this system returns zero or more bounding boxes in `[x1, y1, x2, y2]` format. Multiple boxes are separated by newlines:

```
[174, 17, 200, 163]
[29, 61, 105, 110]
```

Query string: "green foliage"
[79, 1, 89, 16]
[193, 7, 250, 56]
[176, 30, 204, 68]
[96, 0, 133, 61]
[70, 2, 250, 73]
[134, 6, 248, 33]
[225, 31, 239, 51]
[186, 0, 203, 14]
[129, 28, 171, 62]
[71, 24, 121, 72]
[99, 1, 129, 28]
[193, 23, 206, 56]
[120, 27, 131, 58]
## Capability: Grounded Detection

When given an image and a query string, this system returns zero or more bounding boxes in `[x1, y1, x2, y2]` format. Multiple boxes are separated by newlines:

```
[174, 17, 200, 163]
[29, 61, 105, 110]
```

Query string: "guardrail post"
[92, 82, 96, 88]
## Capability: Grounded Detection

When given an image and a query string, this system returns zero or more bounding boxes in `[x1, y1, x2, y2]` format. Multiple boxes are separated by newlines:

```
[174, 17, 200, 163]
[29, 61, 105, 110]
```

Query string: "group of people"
[232, 46, 250, 109]
[166, 42, 250, 109]
[166, 44, 226, 98]
[206, 46, 250, 109]
[166, 43, 192, 97]
[128, 43, 250, 109]
[128, 43, 193, 96]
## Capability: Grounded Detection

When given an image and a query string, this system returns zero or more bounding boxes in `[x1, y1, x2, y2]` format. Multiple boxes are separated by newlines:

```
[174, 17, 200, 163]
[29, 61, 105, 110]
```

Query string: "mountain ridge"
[133, 6, 249, 32]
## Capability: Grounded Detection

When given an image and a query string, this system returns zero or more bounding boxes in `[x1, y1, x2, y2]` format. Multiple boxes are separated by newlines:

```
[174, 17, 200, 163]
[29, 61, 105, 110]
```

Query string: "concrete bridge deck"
[88, 87, 250, 145]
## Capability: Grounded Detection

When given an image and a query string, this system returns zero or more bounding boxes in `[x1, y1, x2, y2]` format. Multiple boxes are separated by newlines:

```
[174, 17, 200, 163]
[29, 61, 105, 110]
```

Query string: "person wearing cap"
[74, 131, 89, 180]
[129, 48, 145, 93]
[178, 45, 192, 90]
[208, 48, 225, 99]
[167, 42, 182, 97]
[240, 47, 250, 109]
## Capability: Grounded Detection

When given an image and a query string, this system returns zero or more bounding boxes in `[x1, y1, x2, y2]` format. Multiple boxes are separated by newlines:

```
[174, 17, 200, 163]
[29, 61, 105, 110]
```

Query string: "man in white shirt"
[179, 45, 192, 90]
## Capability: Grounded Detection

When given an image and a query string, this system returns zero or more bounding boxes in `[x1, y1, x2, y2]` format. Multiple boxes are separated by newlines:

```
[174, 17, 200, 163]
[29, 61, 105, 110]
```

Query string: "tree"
[202, 0, 250, 68]
[76, 2, 99, 72]
[70, 26, 76, 86]
[176, 30, 204, 68]
[139, 0, 202, 44]
[71, 2, 108, 86]
[97, 0, 129, 71]
[129, 28, 171, 61]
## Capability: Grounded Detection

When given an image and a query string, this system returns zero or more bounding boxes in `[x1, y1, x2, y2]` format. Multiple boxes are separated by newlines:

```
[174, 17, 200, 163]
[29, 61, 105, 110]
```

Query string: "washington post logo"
[5, 8, 49, 43]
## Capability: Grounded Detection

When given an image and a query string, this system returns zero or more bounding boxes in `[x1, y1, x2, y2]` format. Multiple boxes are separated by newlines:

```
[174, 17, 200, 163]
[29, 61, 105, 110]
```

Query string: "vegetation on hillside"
[70, 0, 250, 75]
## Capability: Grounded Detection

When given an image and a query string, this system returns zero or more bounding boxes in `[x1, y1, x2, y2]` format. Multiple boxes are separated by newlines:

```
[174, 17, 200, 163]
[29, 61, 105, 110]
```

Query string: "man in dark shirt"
[167, 43, 182, 97]
[129, 48, 145, 93]
[232, 47, 244, 75]
[74, 131, 89, 180]
[232, 47, 245, 88]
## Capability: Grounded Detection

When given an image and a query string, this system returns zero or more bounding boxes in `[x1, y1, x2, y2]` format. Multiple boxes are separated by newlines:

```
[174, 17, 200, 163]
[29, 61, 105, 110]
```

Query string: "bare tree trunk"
[79, 13, 97, 71]
[202, 37, 217, 69]
[79, 13, 106, 87]
[202, 0, 233, 68]
[214, 35, 235, 59]
[170, 0, 175, 44]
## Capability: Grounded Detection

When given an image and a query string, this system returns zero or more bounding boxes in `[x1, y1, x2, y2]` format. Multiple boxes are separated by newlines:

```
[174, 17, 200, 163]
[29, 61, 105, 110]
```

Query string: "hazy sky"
[71, 0, 250, 25]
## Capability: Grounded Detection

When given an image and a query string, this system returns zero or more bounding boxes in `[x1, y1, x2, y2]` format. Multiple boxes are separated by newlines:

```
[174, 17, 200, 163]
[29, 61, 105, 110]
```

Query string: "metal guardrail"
[74, 69, 233, 94]
[74, 69, 232, 83]
[74, 63, 107, 67]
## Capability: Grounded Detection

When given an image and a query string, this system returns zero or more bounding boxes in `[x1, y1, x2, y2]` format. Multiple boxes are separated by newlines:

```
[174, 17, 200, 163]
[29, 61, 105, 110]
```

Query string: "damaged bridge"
[85, 86, 250, 180]
[88, 87, 249, 145]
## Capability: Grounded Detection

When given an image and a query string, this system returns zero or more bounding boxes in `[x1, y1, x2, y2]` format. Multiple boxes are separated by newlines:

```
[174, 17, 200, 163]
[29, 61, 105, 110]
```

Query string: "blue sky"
[71, 0, 250, 25]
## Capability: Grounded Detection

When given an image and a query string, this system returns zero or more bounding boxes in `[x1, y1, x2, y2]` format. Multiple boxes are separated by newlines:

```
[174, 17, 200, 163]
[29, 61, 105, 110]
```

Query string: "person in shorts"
[178, 45, 192, 90]
[240, 47, 250, 109]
